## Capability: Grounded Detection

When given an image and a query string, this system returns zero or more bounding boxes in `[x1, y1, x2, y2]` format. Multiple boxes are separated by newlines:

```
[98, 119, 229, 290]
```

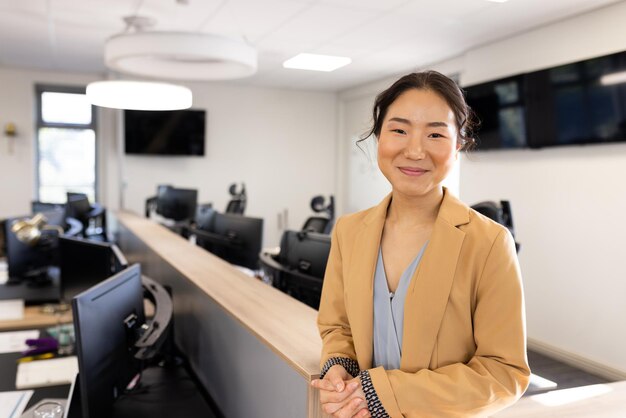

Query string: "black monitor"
[193, 212, 263, 270]
[268, 230, 331, 309]
[156, 187, 197, 222]
[72, 263, 145, 418]
[59, 236, 128, 303]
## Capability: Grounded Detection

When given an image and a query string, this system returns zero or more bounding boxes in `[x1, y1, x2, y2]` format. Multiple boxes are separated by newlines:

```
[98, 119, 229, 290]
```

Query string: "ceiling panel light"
[283, 53, 351, 72]
[105, 32, 257, 80]
[86, 80, 192, 110]
[600, 71, 626, 85]
[485, 0, 509, 3]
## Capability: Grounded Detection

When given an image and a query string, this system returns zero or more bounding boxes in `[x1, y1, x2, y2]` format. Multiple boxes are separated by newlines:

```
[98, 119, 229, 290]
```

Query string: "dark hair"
[360, 71, 478, 151]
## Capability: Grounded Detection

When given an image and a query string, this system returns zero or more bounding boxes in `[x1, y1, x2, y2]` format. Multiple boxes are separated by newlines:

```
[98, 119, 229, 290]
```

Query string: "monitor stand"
[0, 267, 61, 305]
[24, 267, 54, 288]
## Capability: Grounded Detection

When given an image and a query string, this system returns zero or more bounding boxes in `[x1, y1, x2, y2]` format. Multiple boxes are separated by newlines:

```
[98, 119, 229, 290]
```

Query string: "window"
[36, 85, 97, 204]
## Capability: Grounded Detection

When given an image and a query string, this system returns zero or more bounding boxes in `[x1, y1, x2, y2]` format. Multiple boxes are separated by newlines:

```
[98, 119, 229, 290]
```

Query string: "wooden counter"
[0, 306, 71, 332]
[113, 211, 324, 418]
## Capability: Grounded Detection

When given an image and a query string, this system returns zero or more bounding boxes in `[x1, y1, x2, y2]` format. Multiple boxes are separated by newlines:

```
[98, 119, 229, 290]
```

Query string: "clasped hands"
[311, 365, 371, 418]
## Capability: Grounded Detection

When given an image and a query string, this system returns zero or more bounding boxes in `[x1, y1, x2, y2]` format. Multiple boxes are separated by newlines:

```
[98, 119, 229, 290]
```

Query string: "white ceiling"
[0, 0, 621, 91]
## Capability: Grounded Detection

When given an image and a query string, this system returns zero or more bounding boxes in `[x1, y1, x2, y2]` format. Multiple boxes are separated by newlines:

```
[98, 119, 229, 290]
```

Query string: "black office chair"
[225, 183, 246, 215]
[301, 195, 335, 234]
[66, 192, 107, 241]
[470, 200, 520, 253]
[145, 185, 172, 218]
[259, 230, 331, 309]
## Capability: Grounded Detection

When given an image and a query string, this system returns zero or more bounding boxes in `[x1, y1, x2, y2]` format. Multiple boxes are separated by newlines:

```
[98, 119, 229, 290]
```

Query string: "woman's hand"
[311, 366, 370, 418]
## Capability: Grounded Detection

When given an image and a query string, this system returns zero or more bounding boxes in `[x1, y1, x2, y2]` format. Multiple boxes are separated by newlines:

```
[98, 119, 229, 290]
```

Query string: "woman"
[311, 71, 530, 418]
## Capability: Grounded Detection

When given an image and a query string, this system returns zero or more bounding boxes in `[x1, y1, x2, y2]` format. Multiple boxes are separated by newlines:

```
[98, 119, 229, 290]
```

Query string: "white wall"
[338, 1, 626, 376]
[0, 67, 104, 218]
[121, 82, 337, 247]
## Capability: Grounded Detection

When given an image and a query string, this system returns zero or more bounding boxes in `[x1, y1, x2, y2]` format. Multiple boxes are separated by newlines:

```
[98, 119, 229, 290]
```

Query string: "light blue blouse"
[372, 244, 427, 370]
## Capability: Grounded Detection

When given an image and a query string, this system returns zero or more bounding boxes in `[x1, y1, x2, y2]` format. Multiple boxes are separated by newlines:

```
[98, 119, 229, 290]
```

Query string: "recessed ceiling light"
[486, 0, 509, 3]
[283, 53, 351, 72]
[600, 70, 626, 85]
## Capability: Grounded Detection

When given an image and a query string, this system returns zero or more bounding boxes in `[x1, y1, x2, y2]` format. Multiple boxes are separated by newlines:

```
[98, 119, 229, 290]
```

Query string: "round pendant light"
[86, 80, 192, 110]
[104, 32, 258, 81]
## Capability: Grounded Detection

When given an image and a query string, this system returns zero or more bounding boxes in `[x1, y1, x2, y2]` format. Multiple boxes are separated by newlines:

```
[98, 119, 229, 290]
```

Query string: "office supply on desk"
[22, 337, 58, 357]
[17, 353, 55, 363]
[0, 330, 40, 354]
[15, 356, 78, 389]
[0, 390, 33, 418]
[0, 300, 24, 321]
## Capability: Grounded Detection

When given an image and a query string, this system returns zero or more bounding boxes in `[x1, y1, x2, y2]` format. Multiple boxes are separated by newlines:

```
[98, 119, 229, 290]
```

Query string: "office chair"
[66, 192, 107, 240]
[145, 185, 172, 218]
[301, 195, 335, 234]
[470, 200, 520, 253]
[259, 230, 331, 309]
[225, 183, 246, 215]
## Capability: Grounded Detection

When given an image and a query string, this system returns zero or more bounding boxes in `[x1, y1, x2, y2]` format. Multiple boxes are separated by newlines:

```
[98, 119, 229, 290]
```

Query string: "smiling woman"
[311, 71, 530, 418]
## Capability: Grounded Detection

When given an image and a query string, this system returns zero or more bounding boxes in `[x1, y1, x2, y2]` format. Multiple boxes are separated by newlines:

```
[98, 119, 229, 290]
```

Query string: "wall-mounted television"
[124, 109, 206, 156]
[465, 50, 626, 150]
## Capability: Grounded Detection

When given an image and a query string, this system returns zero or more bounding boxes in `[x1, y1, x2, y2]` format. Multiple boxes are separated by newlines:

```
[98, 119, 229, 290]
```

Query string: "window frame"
[34, 84, 99, 202]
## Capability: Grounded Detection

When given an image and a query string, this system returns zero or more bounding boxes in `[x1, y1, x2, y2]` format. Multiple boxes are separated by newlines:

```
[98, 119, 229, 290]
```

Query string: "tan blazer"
[318, 190, 530, 417]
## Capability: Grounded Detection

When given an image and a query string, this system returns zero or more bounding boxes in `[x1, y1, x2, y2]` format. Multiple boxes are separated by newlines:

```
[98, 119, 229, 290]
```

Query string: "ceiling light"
[105, 32, 257, 80]
[600, 70, 626, 85]
[86, 80, 192, 110]
[283, 53, 351, 72]
[485, 0, 509, 3]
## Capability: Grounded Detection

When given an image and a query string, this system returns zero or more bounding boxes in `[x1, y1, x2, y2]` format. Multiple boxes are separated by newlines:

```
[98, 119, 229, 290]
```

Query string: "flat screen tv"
[464, 50, 626, 150]
[124, 109, 206, 156]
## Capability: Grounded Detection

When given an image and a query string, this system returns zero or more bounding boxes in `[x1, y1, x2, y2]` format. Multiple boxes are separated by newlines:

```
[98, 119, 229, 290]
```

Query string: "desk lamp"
[11, 213, 63, 246]
[12, 214, 69, 313]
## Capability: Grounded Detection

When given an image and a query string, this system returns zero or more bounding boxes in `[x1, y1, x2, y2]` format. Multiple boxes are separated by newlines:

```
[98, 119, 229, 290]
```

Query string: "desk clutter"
[0, 200, 183, 417]
[0, 390, 33, 418]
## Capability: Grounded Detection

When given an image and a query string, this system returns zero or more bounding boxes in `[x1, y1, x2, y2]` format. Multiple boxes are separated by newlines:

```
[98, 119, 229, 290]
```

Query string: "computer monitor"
[59, 236, 128, 302]
[156, 187, 197, 222]
[194, 212, 263, 270]
[72, 263, 145, 418]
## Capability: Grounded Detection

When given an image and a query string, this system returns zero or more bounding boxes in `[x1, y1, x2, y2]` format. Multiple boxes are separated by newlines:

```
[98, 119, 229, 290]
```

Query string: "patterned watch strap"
[360, 370, 390, 418]
[320, 357, 360, 379]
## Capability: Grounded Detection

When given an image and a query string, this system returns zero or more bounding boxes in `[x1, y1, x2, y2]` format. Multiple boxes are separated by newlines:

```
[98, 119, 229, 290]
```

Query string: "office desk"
[0, 306, 71, 332]
[113, 211, 325, 418]
[0, 269, 61, 305]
